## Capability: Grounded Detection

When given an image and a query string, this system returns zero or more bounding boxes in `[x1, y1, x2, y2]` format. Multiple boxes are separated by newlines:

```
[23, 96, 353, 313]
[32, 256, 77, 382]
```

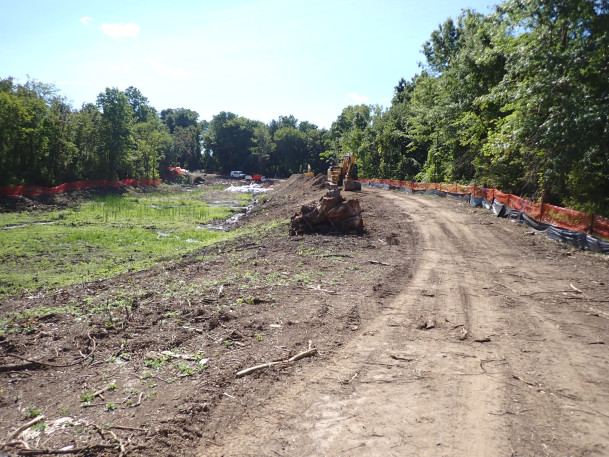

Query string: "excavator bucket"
[343, 179, 361, 192]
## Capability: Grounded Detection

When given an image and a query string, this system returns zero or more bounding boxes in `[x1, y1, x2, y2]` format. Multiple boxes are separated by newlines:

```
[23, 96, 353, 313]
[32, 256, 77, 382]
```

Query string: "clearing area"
[1, 176, 608, 456]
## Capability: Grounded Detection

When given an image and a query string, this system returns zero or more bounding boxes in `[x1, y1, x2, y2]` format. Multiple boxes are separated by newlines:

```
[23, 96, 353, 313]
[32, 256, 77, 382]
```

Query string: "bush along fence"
[0, 179, 162, 198]
[359, 179, 609, 254]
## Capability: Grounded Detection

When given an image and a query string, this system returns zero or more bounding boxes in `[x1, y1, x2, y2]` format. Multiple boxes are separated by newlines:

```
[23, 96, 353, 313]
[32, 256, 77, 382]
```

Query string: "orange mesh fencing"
[437, 183, 456, 192]
[0, 179, 161, 197]
[508, 195, 542, 220]
[592, 215, 609, 239]
[471, 186, 484, 198]
[347, 177, 608, 240]
[410, 182, 433, 191]
[456, 185, 473, 194]
[540, 203, 593, 233]
[493, 190, 510, 206]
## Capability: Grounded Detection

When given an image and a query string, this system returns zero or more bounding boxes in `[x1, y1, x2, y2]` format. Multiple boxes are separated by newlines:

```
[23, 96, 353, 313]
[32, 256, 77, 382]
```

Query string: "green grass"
[0, 186, 252, 297]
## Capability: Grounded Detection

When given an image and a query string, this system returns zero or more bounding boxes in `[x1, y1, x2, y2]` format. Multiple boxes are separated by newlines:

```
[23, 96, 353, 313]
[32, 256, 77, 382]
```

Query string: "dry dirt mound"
[269, 173, 326, 200]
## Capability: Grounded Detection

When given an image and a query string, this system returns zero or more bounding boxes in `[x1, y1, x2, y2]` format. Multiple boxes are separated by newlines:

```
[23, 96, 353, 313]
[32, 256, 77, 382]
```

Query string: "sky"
[1, 0, 500, 129]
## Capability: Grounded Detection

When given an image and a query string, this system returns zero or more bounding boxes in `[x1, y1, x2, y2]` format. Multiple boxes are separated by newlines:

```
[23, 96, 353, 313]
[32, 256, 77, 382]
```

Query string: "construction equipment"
[303, 164, 315, 177]
[327, 153, 361, 191]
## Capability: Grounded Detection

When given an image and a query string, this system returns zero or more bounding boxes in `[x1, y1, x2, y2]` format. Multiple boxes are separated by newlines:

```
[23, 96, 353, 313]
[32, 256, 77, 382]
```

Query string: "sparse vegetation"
[23, 406, 42, 419]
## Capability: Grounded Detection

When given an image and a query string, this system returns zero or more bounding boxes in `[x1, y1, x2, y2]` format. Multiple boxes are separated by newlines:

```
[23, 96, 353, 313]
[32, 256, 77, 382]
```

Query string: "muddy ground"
[1, 175, 608, 456]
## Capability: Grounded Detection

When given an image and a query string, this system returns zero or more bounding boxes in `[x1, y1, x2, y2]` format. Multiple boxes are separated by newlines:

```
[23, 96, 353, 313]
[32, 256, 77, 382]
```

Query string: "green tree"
[249, 123, 272, 173]
[70, 103, 105, 179]
[481, 0, 609, 211]
[272, 126, 307, 176]
[96, 87, 134, 179]
[203, 112, 257, 174]
[132, 118, 170, 179]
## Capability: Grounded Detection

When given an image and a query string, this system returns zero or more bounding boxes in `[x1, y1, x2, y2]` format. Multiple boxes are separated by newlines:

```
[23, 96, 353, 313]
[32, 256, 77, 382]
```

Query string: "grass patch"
[0, 186, 252, 297]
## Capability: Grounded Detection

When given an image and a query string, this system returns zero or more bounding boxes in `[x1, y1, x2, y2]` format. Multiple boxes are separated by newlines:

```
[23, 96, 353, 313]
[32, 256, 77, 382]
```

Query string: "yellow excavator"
[303, 164, 315, 177]
[327, 153, 361, 191]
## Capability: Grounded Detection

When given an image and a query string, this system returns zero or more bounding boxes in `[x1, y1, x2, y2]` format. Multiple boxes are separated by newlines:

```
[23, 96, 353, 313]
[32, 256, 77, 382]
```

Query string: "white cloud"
[347, 93, 369, 103]
[81, 16, 92, 25]
[101, 22, 141, 38]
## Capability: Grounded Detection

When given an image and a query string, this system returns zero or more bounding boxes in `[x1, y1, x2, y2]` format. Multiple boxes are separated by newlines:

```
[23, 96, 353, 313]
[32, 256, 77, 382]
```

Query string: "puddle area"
[203, 203, 255, 231]
[202, 184, 273, 231]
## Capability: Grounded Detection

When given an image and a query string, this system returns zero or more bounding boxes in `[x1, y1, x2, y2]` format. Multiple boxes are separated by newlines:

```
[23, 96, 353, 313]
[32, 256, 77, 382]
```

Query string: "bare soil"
[1, 177, 609, 456]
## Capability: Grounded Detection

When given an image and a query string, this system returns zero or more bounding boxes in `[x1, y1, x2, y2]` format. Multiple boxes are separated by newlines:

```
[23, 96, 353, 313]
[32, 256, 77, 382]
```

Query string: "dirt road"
[198, 188, 609, 457]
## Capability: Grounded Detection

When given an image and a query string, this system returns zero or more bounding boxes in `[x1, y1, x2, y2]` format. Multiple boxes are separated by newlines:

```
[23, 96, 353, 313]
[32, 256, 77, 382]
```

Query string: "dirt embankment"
[1, 176, 609, 456]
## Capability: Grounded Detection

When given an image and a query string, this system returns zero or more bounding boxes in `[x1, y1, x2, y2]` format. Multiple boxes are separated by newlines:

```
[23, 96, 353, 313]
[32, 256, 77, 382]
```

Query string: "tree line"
[0, 79, 330, 187]
[1, 0, 607, 215]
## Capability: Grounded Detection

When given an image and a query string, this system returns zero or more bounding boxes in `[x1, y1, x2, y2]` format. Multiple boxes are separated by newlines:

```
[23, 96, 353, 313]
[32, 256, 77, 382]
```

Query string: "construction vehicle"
[303, 164, 315, 177]
[327, 153, 361, 191]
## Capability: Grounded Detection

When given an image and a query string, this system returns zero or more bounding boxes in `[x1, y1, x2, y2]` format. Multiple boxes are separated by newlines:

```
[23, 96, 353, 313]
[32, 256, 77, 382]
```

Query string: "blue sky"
[1, 0, 499, 129]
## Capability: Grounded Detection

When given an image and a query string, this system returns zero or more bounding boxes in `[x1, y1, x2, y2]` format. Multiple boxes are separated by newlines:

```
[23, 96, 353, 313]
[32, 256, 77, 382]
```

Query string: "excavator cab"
[327, 153, 361, 191]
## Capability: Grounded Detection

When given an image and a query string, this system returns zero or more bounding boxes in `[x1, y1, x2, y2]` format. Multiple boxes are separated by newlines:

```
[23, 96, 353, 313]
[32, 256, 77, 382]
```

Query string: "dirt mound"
[271, 173, 326, 198]
[290, 189, 364, 235]
[250, 173, 329, 224]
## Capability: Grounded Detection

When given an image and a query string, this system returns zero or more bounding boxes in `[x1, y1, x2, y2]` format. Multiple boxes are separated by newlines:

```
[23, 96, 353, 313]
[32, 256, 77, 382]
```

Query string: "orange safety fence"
[540, 203, 593, 234]
[592, 215, 609, 240]
[359, 178, 608, 240]
[0, 179, 162, 197]
[508, 194, 542, 220]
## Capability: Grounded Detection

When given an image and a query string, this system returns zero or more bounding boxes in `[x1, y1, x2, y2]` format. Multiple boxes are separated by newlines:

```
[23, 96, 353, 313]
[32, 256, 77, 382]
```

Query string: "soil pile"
[270, 173, 326, 199]
[290, 188, 363, 235]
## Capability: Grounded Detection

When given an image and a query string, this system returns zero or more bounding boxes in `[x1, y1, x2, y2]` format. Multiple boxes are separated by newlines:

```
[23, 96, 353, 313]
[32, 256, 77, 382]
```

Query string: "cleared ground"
[1, 178, 608, 456]
[198, 187, 609, 457]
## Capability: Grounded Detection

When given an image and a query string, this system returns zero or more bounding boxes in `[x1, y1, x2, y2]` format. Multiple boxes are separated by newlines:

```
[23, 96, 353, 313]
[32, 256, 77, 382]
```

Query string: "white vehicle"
[230, 171, 245, 179]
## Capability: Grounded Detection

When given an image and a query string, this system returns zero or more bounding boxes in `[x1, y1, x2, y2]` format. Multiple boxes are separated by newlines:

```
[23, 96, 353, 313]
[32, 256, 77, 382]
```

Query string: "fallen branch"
[236, 345, 318, 378]
[107, 425, 147, 432]
[369, 260, 391, 266]
[6, 415, 45, 441]
[236, 361, 282, 378]
[91, 385, 112, 400]
[288, 348, 318, 362]
[133, 392, 144, 407]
